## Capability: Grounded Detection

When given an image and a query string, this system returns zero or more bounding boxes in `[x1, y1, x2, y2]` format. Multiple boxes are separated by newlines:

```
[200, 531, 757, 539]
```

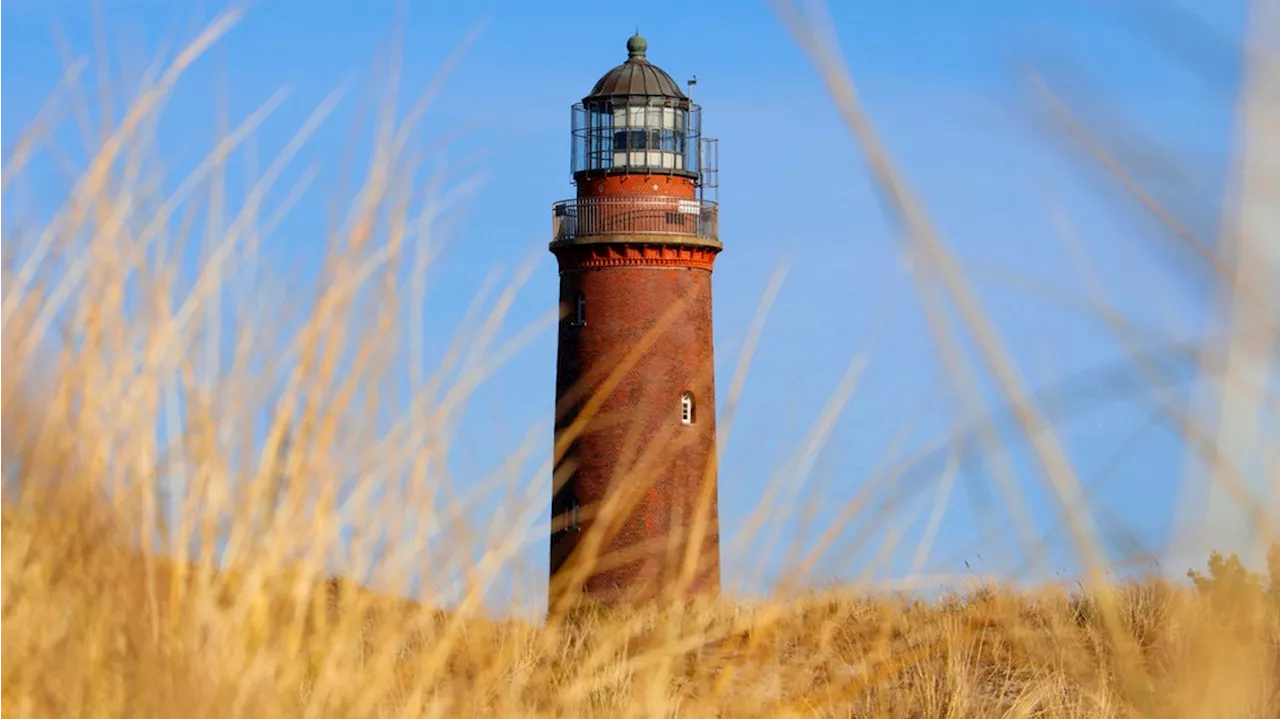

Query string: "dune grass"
[4, 480, 1279, 717]
[4, 4, 1279, 717]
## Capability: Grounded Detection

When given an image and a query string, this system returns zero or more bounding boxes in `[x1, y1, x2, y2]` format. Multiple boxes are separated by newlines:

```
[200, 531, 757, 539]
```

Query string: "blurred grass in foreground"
[4, 2, 1279, 717]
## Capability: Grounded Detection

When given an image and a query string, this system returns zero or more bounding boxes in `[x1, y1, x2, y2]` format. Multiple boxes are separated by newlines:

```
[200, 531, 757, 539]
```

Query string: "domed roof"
[585, 33, 687, 101]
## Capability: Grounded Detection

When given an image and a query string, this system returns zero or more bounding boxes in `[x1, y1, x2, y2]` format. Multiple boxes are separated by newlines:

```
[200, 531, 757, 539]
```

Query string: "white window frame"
[681, 392, 695, 425]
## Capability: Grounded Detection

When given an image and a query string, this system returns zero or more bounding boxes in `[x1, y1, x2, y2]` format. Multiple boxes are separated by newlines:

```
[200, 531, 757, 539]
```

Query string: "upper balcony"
[551, 195, 719, 244]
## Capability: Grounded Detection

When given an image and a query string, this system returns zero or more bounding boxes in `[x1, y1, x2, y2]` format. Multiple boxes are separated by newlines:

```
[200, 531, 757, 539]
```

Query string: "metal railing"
[551, 196, 719, 242]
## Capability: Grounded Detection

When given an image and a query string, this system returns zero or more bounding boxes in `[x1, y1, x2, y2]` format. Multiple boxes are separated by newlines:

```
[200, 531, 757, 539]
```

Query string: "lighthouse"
[549, 33, 722, 610]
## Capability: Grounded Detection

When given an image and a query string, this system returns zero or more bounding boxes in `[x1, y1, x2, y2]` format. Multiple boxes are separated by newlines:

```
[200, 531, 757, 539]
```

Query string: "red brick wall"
[550, 242, 721, 608]
[576, 173, 697, 200]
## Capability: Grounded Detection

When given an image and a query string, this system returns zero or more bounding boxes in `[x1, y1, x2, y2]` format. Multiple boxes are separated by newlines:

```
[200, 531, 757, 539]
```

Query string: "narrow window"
[681, 392, 695, 425]
[566, 293, 585, 327]
[569, 503, 580, 531]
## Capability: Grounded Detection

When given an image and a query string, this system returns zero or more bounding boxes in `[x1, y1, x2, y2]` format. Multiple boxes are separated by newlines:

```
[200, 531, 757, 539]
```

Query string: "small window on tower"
[565, 293, 585, 327]
[681, 392, 695, 425]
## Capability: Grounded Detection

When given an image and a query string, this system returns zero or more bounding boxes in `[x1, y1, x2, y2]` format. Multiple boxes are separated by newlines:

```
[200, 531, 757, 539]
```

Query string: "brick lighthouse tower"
[549, 33, 722, 611]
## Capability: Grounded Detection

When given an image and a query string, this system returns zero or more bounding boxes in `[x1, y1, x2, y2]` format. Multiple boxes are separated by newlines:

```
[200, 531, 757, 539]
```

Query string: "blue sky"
[3, 0, 1251, 611]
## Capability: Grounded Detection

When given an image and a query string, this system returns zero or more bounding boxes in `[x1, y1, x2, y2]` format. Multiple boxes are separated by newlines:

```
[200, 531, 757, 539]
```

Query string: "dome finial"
[626, 31, 647, 61]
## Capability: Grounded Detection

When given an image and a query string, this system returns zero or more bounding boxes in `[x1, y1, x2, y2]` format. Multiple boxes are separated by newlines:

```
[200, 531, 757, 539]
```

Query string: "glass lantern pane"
[662, 108, 675, 130]
[645, 107, 661, 129]
[613, 108, 627, 128]
[628, 106, 645, 127]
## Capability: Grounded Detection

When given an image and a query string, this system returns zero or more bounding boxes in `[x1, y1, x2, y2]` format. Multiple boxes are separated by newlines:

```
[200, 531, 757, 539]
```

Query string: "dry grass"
[4, 487, 1280, 717]
[4, 4, 1279, 718]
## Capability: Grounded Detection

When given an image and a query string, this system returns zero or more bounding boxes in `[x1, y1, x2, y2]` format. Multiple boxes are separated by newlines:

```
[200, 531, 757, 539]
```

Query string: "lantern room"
[570, 33, 703, 179]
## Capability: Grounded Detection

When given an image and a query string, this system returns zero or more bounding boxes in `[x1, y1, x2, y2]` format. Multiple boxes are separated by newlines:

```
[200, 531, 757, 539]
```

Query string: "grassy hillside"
[4, 490, 1279, 716]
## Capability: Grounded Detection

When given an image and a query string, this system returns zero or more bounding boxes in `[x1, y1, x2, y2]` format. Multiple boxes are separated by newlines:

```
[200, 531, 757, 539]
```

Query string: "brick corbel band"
[555, 243, 719, 272]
